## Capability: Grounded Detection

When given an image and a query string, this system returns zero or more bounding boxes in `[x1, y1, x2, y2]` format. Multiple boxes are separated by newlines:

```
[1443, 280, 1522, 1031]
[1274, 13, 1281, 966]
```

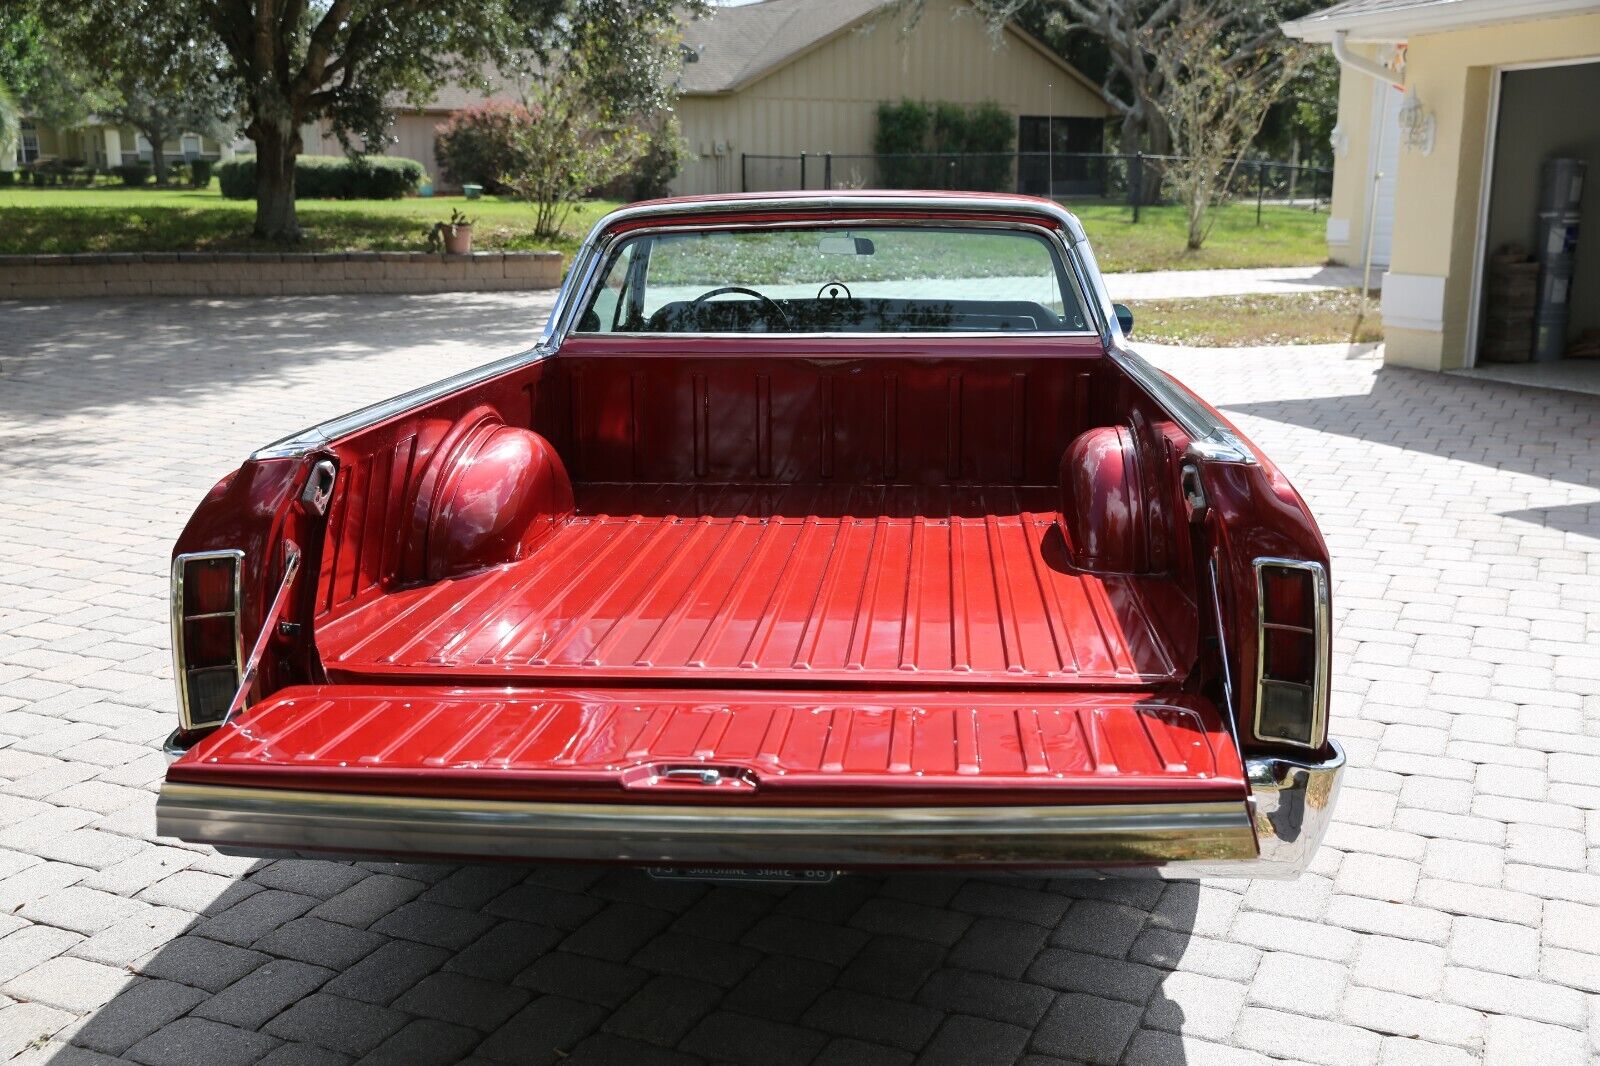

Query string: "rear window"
[575, 225, 1089, 335]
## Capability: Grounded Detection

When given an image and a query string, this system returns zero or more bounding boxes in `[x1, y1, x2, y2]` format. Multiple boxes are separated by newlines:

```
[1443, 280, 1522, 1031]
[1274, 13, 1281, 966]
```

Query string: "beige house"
[6, 117, 231, 172]
[300, 80, 529, 192]
[1286, 0, 1600, 376]
[674, 0, 1114, 196]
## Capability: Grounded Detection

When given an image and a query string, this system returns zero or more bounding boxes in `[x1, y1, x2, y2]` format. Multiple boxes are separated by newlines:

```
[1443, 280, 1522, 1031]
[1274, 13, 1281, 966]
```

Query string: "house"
[299, 78, 530, 192]
[6, 116, 232, 172]
[673, 0, 1114, 196]
[1285, 0, 1600, 377]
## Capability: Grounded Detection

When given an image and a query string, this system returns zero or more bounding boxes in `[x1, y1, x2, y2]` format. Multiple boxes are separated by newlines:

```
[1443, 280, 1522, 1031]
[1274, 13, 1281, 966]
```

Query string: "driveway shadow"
[0, 292, 554, 464]
[1222, 365, 1600, 532]
[51, 861, 1202, 1065]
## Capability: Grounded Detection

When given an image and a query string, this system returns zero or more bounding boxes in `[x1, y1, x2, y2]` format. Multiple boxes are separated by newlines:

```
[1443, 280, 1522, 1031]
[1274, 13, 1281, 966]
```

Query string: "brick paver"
[1, 295, 1597, 1065]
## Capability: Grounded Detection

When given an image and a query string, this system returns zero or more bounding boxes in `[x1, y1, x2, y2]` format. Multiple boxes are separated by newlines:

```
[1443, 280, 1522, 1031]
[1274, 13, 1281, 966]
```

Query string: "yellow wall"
[1378, 12, 1600, 369]
[1325, 43, 1392, 266]
[673, 0, 1110, 195]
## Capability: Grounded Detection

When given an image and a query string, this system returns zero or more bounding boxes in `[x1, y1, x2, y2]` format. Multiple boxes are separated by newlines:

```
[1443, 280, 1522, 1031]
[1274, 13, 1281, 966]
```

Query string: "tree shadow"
[49, 861, 1202, 1065]
[1220, 365, 1600, 532]
[0, 291, 556, 469]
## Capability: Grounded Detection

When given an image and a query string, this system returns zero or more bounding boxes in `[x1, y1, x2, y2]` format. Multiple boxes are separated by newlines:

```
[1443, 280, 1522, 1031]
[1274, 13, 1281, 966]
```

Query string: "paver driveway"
[1, 293, 1598, 1066]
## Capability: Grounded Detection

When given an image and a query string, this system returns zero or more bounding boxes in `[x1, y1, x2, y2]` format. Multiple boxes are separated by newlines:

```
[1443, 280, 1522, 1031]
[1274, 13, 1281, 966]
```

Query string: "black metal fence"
[741, 151, 1332, 222]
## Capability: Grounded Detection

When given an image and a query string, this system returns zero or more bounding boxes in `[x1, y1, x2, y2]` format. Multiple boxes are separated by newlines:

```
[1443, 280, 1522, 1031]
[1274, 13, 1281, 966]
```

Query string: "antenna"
[1047, 82, 1054, 199]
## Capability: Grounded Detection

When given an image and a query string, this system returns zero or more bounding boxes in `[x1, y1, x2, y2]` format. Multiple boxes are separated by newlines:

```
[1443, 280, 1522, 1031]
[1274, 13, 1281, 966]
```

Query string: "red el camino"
[159, 192, 1343, 881]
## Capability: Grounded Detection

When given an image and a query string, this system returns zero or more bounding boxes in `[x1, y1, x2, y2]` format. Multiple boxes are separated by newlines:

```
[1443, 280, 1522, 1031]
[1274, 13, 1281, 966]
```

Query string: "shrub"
[875, 99, 932, 188]
[0, 170, 14, 186]
[217, 154, 424, 200]
[874, 99, 1015, 192]
[597, 115, 687, 201]
[190, 159, 212, 187]
[434, 103, 537, 193]
[112, 163, 152, 186]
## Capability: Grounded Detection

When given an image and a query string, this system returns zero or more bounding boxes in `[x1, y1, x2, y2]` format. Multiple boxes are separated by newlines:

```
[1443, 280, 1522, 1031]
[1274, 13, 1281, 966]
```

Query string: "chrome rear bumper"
[158, 736, 1342, 878]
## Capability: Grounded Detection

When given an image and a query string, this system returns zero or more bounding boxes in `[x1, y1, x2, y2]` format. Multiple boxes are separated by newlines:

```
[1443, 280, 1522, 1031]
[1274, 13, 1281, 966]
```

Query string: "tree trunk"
[150, 140, 168, 185]
[252, 116, 302, 243]
[1141, 117, 1171, 205]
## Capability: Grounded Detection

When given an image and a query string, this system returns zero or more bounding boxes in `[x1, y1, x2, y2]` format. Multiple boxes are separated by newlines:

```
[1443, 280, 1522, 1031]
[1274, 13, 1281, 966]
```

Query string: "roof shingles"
[679, 0, 891, 94]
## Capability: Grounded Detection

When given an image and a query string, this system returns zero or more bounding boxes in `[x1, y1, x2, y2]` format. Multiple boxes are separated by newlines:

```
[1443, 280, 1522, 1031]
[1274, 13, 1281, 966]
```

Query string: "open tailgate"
[161, 685, 1256, 869]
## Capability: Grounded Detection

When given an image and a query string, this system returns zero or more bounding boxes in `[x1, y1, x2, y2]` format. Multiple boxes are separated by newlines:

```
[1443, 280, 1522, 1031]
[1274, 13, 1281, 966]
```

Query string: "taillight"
[171, 550, 244, 730]
[1253, 558, 1329, 749]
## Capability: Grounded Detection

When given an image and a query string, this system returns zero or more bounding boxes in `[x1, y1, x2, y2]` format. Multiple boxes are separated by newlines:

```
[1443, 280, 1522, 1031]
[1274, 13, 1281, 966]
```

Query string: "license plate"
[647, 866, 836, 884]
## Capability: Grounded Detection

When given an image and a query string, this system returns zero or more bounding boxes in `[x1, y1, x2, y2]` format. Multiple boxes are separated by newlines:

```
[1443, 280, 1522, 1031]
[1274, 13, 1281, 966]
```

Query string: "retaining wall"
[0, 251, 564, 299]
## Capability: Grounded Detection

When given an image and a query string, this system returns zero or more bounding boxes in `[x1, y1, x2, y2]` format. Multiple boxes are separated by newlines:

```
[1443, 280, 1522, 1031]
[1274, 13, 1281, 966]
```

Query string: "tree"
[43, 0, 692, 242]
[1143, 0, 1307, 248]
[0, 9, 107, 131]
[5, 5, 233, 182]
[970, 0, 1315, 168]
[0, 77, 17, 166]
[500, 10, 681, 237]
[82, 14, 236, 185]
[435, 103, 538, 193]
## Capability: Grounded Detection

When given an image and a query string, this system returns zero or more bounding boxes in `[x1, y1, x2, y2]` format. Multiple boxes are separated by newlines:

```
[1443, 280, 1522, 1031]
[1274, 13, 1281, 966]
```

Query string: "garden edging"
[0, 250, 564, 299]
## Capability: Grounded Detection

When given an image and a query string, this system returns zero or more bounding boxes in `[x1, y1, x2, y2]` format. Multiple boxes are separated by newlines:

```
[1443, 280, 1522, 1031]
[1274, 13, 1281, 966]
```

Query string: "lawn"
[0, 184, 614, 258]
[1127, 289, 1383, 346]
[1069, 201, 1329, 273]
[0, 184, 1328, 272]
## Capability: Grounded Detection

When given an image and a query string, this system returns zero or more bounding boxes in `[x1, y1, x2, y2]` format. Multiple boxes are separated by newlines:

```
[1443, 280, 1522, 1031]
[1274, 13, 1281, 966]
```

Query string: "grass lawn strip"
[1128, 289, 1382, 346]
[0, 185, 1328, 273]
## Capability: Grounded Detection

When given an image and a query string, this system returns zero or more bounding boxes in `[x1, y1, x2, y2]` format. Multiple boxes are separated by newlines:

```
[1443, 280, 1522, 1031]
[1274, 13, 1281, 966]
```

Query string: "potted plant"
[426, 208, 476, 254]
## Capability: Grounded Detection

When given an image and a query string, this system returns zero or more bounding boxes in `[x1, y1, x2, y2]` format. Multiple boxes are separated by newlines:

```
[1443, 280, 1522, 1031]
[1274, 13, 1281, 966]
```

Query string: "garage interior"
[1469, 60, 1600, 392]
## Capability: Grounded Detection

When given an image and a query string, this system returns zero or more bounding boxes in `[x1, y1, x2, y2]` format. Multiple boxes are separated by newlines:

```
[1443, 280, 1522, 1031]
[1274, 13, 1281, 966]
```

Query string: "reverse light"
[1253, 558, 1330, 749]
[171, 550, 244, 730]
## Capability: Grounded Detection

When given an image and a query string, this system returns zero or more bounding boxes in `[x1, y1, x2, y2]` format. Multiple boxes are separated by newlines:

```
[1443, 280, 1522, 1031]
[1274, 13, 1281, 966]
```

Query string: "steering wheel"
[689, 286, 789, 329]
[818, 280, 852, 301]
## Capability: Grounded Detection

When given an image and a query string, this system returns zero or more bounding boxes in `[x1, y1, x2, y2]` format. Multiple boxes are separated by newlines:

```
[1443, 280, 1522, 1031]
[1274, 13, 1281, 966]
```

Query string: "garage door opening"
[1471, 60, 1600, 387]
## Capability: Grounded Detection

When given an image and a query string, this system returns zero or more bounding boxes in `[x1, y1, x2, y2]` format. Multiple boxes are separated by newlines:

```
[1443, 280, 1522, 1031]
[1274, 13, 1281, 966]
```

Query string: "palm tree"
[0, 79, 20, 167]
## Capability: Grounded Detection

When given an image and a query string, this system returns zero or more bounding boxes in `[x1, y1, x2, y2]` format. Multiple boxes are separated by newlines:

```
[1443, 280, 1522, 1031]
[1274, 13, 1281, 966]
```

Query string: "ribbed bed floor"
[319, 485, 1188, 686]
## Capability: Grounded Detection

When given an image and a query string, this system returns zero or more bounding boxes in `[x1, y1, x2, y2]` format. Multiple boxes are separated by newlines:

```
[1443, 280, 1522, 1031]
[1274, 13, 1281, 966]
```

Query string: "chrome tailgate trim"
[157, 784, 1257, 869]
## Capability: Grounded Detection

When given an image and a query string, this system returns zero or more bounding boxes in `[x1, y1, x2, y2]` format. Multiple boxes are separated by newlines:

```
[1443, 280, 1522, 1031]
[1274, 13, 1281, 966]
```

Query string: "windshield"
[576, 225, 1089, 335]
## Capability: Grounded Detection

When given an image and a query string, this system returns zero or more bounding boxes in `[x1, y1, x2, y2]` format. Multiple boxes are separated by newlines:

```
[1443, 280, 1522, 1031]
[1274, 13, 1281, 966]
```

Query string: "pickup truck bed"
[160, 194, 1344, 877]
[319, 483, 1190, 686]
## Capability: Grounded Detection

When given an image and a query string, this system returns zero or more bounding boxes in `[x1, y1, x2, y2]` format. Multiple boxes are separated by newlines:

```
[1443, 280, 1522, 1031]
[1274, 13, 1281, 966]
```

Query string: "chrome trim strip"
[589, 193, 1092, 245]
[1208, 555, 1245, 769]
[569, 217, 1099, 340]
[1251, 557, 1332, 751]
[170, 549, 244, 731]
[1128, 740, 1345, 881]
[220, 542, 302, 728]
[1239, 740, 1344, 878]
[156, 742, 1345, 878]
[250, 344, 549, 461]
[156, 786, 1257, 868]
[250, 228, 608, 462]
[164, 727, 201, 765]
[1065, 230, 1256, 465]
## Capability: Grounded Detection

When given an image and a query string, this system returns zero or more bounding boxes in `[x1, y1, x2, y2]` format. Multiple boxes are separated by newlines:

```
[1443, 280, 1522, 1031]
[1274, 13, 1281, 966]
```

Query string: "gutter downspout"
[1333, 31, 1404, 90]
[1332, 31, 1405, 342]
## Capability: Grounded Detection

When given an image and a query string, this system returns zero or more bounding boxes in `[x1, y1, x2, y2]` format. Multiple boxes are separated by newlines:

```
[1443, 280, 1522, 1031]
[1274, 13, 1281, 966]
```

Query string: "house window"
[136, 135, 153, 162]
[18, 121, 40, 165]
[1017, 116, 1106, 198]
[181, 134, 202, 159]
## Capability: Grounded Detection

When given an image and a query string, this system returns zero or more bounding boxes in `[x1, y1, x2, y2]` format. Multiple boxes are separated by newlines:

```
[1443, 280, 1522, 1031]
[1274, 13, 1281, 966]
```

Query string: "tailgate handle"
[624, 764, 759, 791]
[663, 767, 723, 786]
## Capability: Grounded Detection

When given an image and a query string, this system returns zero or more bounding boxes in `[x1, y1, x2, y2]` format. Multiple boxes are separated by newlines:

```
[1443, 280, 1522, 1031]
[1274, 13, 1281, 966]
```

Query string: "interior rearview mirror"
[1114, 303, 1134, 337]
[819, 235, 875, 256]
